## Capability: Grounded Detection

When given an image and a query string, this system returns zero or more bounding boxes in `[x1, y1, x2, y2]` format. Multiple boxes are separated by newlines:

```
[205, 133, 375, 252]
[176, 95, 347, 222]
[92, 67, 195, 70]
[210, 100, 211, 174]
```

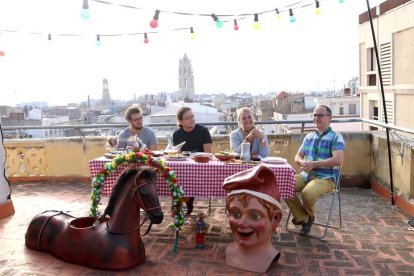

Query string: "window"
[339, 107, 344, 115]
[349, 104, 356, 115]
[367, 47, 377, 86]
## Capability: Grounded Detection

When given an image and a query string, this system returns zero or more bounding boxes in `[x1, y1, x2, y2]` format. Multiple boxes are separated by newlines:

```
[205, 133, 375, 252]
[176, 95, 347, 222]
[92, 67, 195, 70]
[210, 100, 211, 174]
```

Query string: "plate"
[163, 155, 188, 161]
[151, 150, 164, 157]
[104, 153, 117, 159]
[261, 157, 287, 164]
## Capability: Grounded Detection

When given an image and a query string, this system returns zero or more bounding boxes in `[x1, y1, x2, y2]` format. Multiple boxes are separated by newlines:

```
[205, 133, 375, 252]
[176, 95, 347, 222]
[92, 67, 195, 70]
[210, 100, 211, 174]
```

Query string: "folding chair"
[285, 166, 342, 239]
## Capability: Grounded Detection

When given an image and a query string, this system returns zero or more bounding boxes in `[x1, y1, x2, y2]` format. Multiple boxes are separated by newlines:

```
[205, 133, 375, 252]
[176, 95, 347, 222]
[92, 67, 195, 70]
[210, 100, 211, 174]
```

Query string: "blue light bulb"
[216, 20, 224, 28]
[81, 9, 90, 20]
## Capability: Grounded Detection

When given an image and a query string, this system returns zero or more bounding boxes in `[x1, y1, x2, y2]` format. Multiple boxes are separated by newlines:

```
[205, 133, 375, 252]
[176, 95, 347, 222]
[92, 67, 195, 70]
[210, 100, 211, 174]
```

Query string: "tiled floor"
[1, 182, 414, 275]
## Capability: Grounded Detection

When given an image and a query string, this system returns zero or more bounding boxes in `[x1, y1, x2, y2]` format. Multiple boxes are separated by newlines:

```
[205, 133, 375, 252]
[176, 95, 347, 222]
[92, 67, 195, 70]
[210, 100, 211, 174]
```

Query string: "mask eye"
[250, 212, 263, 221]
[229, 209, 241, 219]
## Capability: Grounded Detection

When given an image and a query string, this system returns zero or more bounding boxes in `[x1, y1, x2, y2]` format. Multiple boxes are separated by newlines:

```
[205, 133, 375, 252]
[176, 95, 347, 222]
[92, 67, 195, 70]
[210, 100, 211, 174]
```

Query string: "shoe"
[186, 197, 195, 215]
[292, 218, 304, 225]
[300, 216, 315, 236]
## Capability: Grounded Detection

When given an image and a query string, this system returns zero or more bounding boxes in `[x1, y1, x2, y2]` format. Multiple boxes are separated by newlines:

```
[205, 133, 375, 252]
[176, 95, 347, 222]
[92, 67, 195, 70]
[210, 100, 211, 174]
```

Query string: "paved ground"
[1, 182, 414, 275]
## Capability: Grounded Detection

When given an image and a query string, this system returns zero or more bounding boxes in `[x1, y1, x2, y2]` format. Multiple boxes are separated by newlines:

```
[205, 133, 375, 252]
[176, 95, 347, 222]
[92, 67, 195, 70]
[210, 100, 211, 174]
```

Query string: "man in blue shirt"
[285, 105, 345, 235]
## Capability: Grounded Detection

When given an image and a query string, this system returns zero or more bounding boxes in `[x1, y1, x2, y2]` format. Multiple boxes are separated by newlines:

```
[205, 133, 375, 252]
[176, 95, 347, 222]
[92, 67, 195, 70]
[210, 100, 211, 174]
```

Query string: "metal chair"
[285, 167, 342, 239]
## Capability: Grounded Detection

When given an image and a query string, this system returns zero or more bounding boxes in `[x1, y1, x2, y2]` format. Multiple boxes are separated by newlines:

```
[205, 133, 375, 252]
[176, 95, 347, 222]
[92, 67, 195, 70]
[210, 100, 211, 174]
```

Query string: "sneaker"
[300, 216, 315, 236]
[292, 217, 304, 225]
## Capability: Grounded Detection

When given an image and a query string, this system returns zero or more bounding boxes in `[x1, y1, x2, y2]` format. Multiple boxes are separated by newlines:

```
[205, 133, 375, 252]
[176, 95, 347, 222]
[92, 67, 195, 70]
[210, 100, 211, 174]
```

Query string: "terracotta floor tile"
[1, 182, 413, 275]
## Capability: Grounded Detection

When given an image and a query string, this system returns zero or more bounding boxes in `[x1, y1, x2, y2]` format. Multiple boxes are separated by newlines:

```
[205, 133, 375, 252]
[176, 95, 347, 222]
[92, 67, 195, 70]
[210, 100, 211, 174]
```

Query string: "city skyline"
[0, 0, 380, 106]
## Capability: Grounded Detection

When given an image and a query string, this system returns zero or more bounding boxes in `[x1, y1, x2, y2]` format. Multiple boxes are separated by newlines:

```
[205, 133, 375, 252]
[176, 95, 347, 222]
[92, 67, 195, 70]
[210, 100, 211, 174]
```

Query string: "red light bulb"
[150, 20, 158, 28]
[150, 10, 160, 29]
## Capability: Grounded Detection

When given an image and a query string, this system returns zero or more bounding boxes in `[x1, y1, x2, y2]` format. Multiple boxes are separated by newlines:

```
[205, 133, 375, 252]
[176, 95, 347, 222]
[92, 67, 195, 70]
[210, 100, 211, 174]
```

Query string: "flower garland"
[89, 149, 187, 232]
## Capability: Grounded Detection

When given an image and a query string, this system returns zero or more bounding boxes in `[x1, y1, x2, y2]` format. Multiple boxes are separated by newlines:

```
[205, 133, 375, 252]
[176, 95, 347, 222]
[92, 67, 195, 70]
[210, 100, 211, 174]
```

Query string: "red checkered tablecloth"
[89, 157, 296, 199]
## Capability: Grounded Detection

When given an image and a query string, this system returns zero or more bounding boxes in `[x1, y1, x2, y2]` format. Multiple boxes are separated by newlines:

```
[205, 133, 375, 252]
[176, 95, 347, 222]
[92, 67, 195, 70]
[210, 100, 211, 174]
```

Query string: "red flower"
[100, 169, 106, 174]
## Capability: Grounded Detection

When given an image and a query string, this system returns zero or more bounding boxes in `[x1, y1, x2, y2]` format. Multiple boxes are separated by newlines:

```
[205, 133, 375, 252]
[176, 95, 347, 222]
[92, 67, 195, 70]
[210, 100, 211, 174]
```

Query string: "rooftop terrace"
[1, 181, 413, 275]
[2, 121, 414, 274]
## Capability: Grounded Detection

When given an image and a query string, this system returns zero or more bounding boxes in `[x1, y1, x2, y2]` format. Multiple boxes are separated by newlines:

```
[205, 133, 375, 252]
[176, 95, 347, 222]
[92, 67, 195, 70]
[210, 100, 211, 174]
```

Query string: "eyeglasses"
[130, 116, 143, 122]
[311, 113, 330, 119]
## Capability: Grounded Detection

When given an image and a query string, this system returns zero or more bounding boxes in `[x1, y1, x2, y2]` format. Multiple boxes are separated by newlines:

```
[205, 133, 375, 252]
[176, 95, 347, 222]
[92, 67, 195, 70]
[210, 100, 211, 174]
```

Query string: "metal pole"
[365, 0, 395, 205]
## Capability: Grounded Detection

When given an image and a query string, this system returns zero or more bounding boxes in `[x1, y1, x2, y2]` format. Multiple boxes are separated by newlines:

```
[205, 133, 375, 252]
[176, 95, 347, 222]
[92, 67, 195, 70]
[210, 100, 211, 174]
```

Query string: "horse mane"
[102, 166, 156, 217]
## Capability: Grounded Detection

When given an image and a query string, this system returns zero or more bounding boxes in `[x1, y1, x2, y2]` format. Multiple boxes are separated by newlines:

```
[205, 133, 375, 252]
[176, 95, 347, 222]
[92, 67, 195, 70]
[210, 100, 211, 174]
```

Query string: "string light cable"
[0, 0, 341, 42]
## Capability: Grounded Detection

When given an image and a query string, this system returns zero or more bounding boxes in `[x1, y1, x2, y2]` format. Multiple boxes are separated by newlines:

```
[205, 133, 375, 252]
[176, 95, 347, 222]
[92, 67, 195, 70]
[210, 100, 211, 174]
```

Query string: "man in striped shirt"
[285, 105, 345, 235]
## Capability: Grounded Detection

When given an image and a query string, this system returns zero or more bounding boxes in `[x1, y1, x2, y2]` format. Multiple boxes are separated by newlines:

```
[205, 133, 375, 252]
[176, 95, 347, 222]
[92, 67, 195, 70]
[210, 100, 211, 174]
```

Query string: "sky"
[0, 0, 382, 106]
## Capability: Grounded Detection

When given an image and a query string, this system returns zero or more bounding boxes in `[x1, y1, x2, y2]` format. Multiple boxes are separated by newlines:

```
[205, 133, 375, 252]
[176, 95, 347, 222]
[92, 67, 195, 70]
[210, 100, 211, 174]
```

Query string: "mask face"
[228, 197, 274, 248]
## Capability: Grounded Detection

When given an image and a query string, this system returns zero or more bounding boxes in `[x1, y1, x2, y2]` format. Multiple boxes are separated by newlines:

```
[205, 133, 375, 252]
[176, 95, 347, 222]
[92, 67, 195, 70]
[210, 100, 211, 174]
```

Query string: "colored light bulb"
[211, 14, 224, 29]
[96, 34, 101, 46]
[0, 51, 5, 57]
[190, 27, 196, 39]
[338, 0, 344, 3]
[81, 0, 90, 20]
[315, 1, 321, 15]
[144, 33, 149, 44]
[233, 19, 239, 31]
[150, 10, 160, 28]
[253, 13, 260, 30]
[289, 9, 295, 23]
[275, 8, 283, 20]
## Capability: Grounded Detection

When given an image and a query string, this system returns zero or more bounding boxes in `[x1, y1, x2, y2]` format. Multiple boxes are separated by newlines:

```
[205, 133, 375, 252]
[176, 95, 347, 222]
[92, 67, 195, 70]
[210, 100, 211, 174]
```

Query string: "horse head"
[103, 166, 163, 234]
[131, 166, 163, 224]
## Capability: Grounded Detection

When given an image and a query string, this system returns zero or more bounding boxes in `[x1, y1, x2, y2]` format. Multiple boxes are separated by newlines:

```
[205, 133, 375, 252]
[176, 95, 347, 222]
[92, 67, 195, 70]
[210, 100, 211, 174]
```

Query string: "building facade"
[359, 0, 414, 130]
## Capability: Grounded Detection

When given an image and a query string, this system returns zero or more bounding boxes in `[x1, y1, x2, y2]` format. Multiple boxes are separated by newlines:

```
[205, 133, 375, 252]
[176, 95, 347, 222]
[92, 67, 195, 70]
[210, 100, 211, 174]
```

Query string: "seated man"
[223, 165, 282, 273]
[117, 105, 157, 151]
[285, 105, 345, 235]
[173, 106, 212, 215]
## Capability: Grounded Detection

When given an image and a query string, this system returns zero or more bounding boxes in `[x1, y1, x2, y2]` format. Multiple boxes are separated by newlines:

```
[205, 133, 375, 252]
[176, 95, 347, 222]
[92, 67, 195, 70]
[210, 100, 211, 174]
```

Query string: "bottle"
[240, 139, 251, 162]
[165, 133, 174, 153]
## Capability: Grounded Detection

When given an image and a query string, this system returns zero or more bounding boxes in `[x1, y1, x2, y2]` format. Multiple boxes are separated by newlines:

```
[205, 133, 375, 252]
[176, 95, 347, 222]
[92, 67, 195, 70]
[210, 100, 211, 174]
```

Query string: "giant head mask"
[223, 165, 282, 273]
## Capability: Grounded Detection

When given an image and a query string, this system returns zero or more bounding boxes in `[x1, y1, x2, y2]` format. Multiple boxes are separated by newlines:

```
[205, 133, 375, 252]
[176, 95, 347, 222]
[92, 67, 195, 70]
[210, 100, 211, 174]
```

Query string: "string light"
[275, 8, 283, 20]
[96, 34, 101, 46]
[150, 10, 160, 28]
[1, 0, 347, 45]
[253, 13, 260, 30]
[315, 1, 321, 15]
[289, 9, 296, 23]
[211, 14, 224, 28]
[144, 33, 149, 43]
[80, 0, 90, 20]
[233, 19, 239, 31]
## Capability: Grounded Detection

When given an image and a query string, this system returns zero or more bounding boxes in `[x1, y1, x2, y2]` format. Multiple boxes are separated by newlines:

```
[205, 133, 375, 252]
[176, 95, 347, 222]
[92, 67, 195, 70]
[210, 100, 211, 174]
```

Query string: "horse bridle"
[106, 169, 161, 236]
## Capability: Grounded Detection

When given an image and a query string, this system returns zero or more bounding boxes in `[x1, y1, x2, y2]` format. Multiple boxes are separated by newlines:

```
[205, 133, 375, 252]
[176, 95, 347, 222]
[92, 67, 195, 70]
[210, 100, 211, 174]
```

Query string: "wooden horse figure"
[25, 166, 163, 270]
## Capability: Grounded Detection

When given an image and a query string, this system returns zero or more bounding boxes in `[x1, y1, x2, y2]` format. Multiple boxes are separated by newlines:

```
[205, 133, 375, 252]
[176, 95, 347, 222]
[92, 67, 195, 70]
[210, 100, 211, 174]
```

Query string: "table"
[89, 157, 296, 199]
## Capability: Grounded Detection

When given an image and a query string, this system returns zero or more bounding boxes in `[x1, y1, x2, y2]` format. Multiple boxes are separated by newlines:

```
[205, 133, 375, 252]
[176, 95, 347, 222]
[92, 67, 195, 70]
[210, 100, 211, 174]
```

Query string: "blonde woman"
[230, 107, 269, 159]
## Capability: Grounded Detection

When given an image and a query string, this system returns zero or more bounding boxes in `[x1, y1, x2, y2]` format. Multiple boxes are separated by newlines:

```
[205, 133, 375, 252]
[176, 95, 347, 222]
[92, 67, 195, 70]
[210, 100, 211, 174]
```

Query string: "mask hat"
[223, 165, 282, 210]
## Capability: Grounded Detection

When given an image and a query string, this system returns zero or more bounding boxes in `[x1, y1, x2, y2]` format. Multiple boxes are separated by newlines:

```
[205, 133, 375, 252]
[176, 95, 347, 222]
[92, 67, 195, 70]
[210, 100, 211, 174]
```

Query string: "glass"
[311, 113, 329, 119]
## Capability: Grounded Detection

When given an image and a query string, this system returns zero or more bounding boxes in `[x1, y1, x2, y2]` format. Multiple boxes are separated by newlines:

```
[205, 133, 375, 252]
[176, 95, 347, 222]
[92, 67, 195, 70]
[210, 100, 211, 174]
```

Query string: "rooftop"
[1, 181, 414, 275]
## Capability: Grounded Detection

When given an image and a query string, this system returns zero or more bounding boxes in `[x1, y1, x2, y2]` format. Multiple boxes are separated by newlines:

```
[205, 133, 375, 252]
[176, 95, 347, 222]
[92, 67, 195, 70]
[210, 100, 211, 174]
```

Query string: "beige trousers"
[285, 174, 335, 222]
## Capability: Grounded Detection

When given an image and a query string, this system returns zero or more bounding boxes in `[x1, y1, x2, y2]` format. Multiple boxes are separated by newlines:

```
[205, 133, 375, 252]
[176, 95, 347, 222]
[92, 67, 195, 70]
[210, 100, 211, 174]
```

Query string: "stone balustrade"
[3, 132, 414, 201]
